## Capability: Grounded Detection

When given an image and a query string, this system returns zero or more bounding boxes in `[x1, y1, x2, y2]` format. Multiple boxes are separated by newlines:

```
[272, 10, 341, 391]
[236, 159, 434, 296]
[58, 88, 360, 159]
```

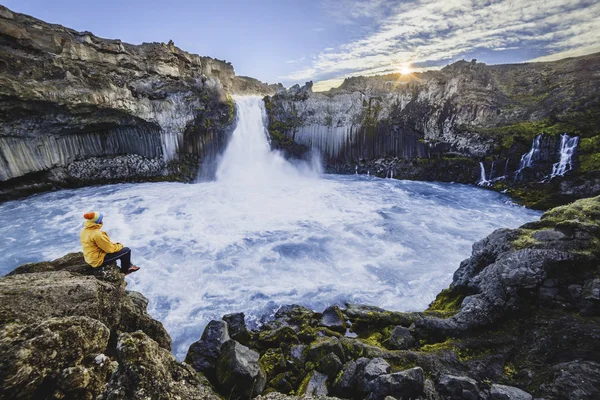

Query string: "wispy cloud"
[284, 0, 600, 83]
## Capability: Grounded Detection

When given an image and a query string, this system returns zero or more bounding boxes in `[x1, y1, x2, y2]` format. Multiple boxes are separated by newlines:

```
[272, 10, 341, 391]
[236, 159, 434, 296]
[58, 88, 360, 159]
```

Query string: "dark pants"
[102, 247, 131, 273]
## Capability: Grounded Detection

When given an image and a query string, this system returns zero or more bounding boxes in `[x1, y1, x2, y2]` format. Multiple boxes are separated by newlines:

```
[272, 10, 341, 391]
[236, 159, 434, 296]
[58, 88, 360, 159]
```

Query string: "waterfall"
[478, 162, 489, 186]
[550, 134, 579, 178]
[215, 96, 321, 183]
[517, 134, 542, 175]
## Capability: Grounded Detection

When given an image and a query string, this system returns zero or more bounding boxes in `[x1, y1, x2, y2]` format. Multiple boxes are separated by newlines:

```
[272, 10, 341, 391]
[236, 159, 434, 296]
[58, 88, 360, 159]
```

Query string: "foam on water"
[0, 97, 542, 359]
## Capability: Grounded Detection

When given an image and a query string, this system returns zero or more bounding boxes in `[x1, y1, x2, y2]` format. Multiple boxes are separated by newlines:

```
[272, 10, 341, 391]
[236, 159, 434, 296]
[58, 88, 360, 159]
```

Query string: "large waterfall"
[216, 96, 320, 183]
[0, 96, 542, 359]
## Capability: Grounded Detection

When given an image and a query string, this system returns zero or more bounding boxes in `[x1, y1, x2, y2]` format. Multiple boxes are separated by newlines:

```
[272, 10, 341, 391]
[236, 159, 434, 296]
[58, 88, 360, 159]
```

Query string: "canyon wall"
[265, 54, 600, 208]
[0, 5, 280, 200]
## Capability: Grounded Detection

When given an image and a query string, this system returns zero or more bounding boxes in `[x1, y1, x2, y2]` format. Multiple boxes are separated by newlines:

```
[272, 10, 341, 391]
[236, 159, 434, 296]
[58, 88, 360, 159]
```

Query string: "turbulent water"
[0, 97, 542, 359]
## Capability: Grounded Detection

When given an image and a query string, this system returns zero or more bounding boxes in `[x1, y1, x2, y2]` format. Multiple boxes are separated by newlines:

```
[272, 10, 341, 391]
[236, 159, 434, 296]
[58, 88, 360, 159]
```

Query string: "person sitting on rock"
[80, 211, 140, 274]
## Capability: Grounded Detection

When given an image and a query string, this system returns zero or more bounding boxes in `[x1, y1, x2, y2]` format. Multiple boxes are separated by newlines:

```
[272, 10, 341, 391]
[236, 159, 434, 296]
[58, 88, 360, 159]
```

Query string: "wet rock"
[216, 340, 266, 399]
[366, 367, 425, 400]
[320, 305, 347, 333]
[222, 312, 251, 344]
[489, 384, 532, 400]
[436, 374, 480, 400]
[103, 331, 219, 400]
[298, 370, 328, 397]
[317, 353, 343, 380]
[184, 320, 230, 380]
[385, 326, 416, 350]
[258, 326, 299, 347]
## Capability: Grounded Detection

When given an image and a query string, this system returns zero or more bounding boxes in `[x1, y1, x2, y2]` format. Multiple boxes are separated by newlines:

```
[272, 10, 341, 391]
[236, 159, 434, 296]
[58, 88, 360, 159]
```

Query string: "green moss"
[579, 153, 600, 173]
[424, 288, 466, 318]
[419, 339, 456, 353]
[225, 94, 235, 124]
[259, 348, 286, 378]
[359, 332, 384, 347]
[511, 229, 539, 250]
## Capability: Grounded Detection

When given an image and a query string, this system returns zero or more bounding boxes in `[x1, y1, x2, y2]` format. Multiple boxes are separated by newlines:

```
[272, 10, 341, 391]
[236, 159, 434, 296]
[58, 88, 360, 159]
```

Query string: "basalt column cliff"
[265, 55, 600, 208]
[0, 6, 280, 200]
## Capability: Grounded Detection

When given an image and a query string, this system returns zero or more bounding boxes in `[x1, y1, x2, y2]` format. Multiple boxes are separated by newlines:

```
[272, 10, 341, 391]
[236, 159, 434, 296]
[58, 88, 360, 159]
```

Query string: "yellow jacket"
[80, 221, 124, 267]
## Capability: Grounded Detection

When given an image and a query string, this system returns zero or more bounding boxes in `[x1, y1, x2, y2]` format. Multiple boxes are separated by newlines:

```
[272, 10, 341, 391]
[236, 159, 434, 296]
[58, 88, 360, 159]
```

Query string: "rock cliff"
[2, 197, 599, 399]
[265, 54, 600, 209]
[0, 253, 220, 399]
[0, 5, 279, 201]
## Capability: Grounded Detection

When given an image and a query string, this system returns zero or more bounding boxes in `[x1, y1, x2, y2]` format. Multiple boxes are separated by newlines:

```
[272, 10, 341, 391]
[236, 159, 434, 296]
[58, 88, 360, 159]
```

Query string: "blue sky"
[5, 0, 600, 90]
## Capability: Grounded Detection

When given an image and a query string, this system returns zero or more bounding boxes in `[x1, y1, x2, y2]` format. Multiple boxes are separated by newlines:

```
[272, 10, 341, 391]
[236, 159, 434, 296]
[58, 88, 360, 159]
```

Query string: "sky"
[5, 0, 600, 91]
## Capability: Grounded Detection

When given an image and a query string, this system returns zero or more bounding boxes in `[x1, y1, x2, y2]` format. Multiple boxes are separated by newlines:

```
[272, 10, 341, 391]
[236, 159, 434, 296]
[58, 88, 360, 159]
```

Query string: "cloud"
[284, 0, 600, 82]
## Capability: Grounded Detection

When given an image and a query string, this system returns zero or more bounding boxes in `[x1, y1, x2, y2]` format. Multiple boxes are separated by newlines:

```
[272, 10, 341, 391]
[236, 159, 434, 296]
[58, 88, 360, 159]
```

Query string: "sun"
[400, 64, 413, 75]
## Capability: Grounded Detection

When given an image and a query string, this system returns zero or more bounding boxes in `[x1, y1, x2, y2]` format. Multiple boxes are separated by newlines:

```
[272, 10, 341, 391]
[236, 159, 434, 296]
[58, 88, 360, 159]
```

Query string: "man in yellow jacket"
[80, 211, 140, 274]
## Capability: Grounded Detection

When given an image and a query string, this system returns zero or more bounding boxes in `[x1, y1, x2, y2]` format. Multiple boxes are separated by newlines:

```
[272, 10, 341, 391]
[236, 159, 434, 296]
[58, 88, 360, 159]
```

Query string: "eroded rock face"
[103, 331, 220, 400]
[0, 5, 276, 200]
[0, 252, 217, 399]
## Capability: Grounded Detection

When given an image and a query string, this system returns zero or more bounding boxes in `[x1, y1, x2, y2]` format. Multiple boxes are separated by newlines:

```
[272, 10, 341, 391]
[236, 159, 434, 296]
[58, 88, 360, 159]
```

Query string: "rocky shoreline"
[2, 195, 599, 399]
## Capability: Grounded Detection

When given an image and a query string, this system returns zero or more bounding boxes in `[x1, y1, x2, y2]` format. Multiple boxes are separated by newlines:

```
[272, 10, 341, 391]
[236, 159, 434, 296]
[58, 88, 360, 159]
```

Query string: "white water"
[517, 134, 542, 175]
[551, 133, 579, 178]
[0, 97, 542, 359]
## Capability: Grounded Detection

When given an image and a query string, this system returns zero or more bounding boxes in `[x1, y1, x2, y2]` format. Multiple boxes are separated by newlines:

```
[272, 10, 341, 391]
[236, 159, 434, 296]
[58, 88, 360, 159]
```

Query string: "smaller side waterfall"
[517, 134, 542, 174]
[550, 134, 579, 178]
[478, 162, 489, 186]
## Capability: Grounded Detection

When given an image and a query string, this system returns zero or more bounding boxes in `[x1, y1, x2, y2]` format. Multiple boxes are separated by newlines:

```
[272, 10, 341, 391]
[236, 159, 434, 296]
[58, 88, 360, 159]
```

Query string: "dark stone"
[489, 384, 532, 400]
[540, 361, 600, 400]
[436, 374, 481, 400]
[320, 305, 347, 333]
[332, 358, 369, 397]
[583, 279, 600, 301]
[184, 320, 230, 381]
[363, 357, 391, 383]
[366, 367, 425, 400]
[216, 340, 266, 399]
[316, 353, 343, 380]
[222, 312, 251, 345]
[385, 326, 416, 350]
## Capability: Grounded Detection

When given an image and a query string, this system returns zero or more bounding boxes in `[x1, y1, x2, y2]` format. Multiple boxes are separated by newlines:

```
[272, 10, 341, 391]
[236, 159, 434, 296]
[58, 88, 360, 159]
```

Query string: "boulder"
[385, 326, 416, 350]
[436, 374, 481, 399]
[298, 370, 328, 397]
[103, 331, 220, 400]
[184, 320, 230, 380]
[331, 358, 369, 397]
[216, 340, 266, 399]
[320, 305, 347, 333]
[366, 367, 425, 400]
[305, 336, 345, 363]
[489, 384, 532, 400]
[222, 312, 251, 344]
[363, 357, 391, 383]
[316, 353, 343, 380]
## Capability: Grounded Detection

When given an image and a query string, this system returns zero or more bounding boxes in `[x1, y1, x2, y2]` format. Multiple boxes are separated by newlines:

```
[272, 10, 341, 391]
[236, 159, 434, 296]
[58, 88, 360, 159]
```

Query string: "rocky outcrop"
[265, 54, 600, 208]
[185, 195, 600, 399]
[0, 5, 280, 201]
[0, 253, 219, 399]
